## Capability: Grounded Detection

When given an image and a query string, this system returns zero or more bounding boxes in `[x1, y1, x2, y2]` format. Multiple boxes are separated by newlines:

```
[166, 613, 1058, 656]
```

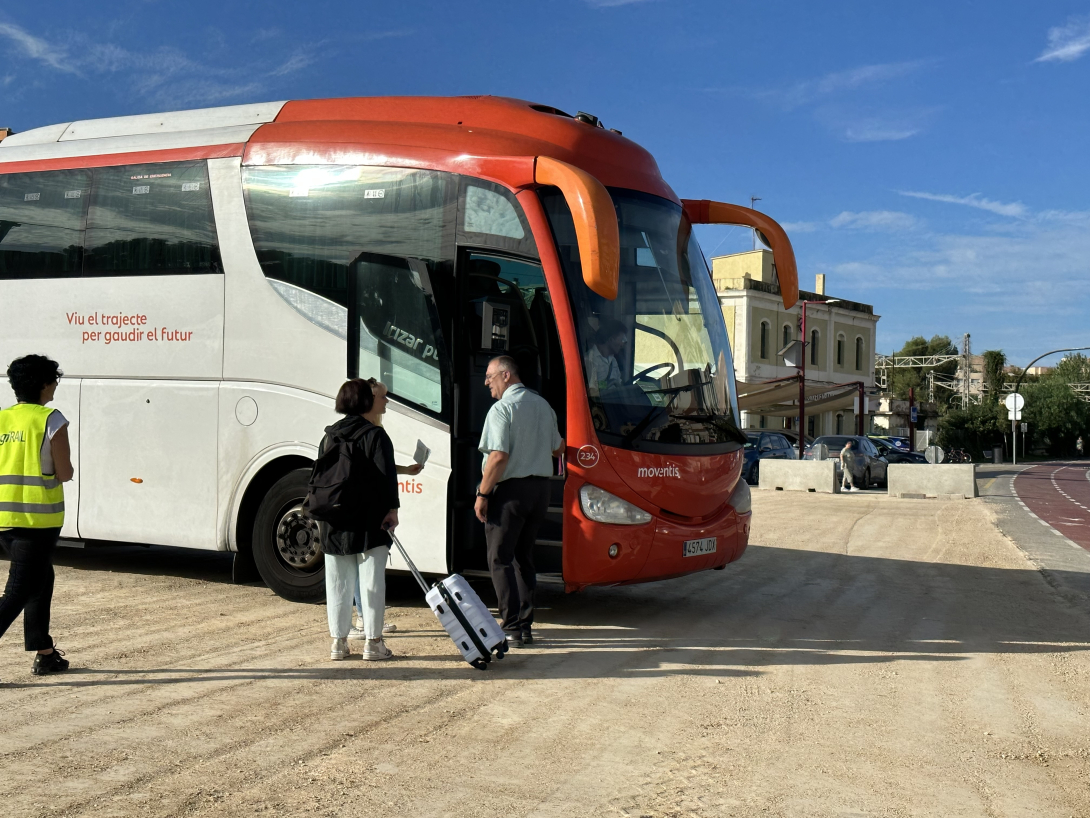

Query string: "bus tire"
[252, 468, 326, 603]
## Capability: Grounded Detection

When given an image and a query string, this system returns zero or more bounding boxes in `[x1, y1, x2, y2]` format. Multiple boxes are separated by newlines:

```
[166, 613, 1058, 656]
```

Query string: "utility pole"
[908, 387, 915, 452]
[750, 197, 761, 250]
[962, 333, 971, 408]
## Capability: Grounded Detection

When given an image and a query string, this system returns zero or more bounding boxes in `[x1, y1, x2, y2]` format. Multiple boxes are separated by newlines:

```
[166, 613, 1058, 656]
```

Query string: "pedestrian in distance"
[476, 355, 564, 648]
[348, 379, 423, 641]
[1078, 435, 1085, 459]
[306, 378, 401, 662]
[840, 440, 857, 492]
[0, 355, 74, 679]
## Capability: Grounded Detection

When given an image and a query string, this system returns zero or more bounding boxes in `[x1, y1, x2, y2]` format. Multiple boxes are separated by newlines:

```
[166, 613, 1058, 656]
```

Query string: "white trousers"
[325, 545, 389, 639]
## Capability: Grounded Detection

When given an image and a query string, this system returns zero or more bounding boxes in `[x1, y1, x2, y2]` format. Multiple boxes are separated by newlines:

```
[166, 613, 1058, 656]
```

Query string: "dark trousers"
[485, 477, 548, 634]
[0, 527, 61, 651]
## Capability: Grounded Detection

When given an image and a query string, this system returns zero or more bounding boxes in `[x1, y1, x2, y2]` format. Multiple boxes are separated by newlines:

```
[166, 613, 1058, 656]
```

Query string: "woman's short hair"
[7, 355, 63, 403]
[335, 378, 376, 415]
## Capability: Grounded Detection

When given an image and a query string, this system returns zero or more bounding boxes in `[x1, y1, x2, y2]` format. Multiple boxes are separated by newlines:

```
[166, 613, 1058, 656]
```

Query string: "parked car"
[803, 435, 888, 489]
[871, 437, 927, 464]
[743, 431, 797, 485]
[777, 430, 814, 457]
[869, 435, 910, 451]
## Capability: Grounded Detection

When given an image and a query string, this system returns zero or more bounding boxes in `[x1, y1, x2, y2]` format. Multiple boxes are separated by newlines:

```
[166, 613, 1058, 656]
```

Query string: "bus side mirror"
[681, 199, 799, 310]
[535, 156, 619, 300]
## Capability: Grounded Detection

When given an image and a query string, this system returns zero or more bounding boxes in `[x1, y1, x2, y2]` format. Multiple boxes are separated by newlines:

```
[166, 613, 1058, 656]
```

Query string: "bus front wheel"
[252, 468, 326, 603]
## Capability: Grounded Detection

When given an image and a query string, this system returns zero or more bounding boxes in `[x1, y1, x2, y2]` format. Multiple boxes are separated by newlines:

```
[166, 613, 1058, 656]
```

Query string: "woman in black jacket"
[323, 378, 400, 661]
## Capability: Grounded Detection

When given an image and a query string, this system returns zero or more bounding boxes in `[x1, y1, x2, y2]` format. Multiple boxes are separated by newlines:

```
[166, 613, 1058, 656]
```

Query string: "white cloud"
[0, 20, 336, 107]
[844, 123, 920, 142]
[898, 190, 1027, 218]
[762, 60, 932, 111]
[1035, 16, 1090, 63]
[830, 211, 918, 230]
[0, 21, 77, 73]
[781, 221, 819, 233]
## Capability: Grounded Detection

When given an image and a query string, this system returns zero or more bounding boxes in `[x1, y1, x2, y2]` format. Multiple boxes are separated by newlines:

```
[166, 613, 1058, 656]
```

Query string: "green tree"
[1020, 362, 1090, 456]
[937, 401, 1006, 460]
[982, 350, 1006, 404]
[889, 335, 959, 408]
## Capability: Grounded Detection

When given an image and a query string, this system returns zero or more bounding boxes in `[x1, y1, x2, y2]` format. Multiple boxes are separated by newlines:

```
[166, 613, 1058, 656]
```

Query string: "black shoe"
[32, 647, 69, 676]
[521, 629, 534, 644]
[504, 630, 524, 648]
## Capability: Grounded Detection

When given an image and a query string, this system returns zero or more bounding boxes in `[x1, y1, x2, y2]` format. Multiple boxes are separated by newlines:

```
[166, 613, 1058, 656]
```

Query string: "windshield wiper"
[623, 391, 680, 446]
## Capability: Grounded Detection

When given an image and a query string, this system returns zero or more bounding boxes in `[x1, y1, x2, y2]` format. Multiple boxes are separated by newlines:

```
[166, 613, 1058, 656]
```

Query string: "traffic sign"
[1021, 422, 1028, 434]
[910, 406, 918, 423]
[1004, 393, 1025, 412]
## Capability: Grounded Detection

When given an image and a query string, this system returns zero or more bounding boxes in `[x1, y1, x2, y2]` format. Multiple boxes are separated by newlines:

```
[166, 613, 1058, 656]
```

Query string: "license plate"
[682, 537, 717, 557]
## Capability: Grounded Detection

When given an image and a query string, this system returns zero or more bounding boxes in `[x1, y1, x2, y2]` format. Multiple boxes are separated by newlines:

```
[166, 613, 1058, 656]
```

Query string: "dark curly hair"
[7, 355, 63, 404]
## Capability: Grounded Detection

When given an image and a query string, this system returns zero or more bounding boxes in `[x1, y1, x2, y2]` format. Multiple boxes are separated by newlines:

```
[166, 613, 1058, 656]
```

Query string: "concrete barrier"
[757, 460, 840, 494]
[887, 463, 977, 499]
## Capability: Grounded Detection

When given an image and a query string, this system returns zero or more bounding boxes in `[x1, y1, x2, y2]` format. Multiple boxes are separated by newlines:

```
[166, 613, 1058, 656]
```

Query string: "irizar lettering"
[637, 464, 681, 479]
[383, 322, 440, 362]
[0, 431, 27, 446]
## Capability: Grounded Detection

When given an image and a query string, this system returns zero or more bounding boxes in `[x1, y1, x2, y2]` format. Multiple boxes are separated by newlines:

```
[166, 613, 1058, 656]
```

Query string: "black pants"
[485, 477, 548, 634]
[0, 527, 61, 651]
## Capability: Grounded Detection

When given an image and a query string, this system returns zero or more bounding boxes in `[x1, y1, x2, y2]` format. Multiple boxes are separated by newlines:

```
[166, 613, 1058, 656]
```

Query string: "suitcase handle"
[388, 531, 430, 595]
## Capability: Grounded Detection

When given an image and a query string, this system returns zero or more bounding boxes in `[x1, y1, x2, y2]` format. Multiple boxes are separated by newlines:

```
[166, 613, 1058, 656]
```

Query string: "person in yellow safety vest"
[0, 355, 74, 679]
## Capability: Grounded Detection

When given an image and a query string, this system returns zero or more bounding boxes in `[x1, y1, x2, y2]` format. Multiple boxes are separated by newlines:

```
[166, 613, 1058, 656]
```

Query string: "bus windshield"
[542, 188, 743, 451]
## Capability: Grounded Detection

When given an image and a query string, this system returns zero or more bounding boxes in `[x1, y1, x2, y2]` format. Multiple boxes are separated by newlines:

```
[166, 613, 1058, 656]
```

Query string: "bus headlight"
[579, 484, 652, 525]
[727, 478, 752, 515]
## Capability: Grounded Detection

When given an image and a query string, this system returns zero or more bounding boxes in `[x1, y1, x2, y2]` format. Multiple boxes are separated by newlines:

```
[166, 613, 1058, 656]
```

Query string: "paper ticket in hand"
[413, 439, 431, 466]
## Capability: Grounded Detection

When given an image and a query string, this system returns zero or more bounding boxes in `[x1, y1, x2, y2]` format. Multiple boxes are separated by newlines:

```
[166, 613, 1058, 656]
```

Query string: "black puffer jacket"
[320, 416, 400, 555]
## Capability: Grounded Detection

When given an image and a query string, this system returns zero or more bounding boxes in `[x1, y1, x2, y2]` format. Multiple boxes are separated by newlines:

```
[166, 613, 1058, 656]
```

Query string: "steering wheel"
[630, 362, 675, 384]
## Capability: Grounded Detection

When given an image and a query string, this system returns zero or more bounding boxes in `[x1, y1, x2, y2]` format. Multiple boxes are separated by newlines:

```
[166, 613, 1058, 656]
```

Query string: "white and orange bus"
[0, 96, 799, 601]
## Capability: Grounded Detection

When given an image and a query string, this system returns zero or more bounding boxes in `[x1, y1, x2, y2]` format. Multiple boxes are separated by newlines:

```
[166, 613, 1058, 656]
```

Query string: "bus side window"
[0, 169, 90, 280]
[83, 161, 220, 277]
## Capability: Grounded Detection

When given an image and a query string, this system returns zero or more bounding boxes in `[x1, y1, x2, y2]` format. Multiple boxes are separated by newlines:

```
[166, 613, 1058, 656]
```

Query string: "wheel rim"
[273, 503, 322, 573]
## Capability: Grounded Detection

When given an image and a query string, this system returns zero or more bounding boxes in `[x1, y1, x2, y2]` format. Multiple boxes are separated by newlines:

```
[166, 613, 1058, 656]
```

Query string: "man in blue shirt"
[476, 355, 564, 647]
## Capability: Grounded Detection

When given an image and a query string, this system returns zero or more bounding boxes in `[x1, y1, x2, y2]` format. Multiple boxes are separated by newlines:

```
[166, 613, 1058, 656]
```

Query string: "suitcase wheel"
[470, 659, 489, 671]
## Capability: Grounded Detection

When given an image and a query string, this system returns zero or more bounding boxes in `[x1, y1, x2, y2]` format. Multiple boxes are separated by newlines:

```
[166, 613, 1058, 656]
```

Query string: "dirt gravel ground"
[2, 492, 1090, 818]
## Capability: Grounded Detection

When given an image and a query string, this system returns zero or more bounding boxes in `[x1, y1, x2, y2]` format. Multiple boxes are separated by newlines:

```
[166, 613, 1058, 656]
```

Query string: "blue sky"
[2, 1, 1088, 364]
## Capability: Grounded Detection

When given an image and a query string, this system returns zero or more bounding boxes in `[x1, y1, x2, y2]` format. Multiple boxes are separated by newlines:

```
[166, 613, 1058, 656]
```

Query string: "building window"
[855, 336, 864, 371]
[759, 414, 766, 428]
[807, 415, 817, 437]
[759, 320, 770, 359]
[782, 324, 791, 353]
[836, 413, 843, 434]
[837, 334, 845, 366]
[810, 329, 819, 366]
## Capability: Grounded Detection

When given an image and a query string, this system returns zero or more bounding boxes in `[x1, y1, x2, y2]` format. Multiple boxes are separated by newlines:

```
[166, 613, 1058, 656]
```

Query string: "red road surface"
[1013, 462, 1090, 551]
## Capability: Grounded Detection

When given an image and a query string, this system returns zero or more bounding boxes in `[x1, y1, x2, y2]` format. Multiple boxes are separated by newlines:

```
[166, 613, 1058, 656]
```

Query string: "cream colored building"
[713, 249, 880, 437]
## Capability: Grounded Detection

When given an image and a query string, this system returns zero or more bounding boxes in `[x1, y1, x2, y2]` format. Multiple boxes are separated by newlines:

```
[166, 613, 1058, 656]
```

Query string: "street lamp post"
[795, 298, 839, 458]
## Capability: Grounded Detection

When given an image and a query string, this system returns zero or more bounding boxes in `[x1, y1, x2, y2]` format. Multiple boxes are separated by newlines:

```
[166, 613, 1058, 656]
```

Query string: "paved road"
[1012, 462, 1090, 551]
[4, 490, 1090, 817]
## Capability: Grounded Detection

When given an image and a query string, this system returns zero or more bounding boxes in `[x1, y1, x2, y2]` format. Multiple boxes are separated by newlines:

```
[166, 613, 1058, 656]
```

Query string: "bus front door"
[450, 251, 566, 576]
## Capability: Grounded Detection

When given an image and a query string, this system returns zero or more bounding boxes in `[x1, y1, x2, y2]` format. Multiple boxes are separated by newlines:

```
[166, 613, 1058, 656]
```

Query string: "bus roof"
[0, 96, 675, 201]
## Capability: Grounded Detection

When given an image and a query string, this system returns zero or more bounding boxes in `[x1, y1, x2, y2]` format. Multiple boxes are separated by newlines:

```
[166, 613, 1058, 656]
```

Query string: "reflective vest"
[0, 403, 65, 529]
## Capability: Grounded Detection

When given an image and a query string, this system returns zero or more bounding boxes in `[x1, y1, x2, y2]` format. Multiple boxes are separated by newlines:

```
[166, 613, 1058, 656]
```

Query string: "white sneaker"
[363, 638, 393, 661]
[330, 637, 351, 660]
[383, 622, 397, 634]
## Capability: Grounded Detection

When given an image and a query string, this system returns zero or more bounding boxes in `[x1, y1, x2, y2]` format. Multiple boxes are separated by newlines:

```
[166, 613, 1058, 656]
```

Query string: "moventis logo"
[637, 464, 681, 479]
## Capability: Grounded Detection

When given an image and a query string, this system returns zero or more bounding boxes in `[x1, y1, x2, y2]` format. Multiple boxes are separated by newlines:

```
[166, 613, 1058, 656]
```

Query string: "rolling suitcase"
[390, 533, 509, 670]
